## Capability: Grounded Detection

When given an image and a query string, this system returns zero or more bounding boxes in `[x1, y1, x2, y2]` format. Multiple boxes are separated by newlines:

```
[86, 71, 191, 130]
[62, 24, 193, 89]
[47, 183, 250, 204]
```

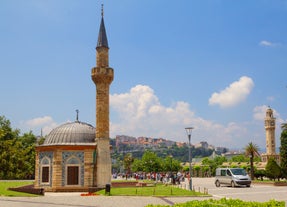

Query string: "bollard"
[105, 184, 111, 195]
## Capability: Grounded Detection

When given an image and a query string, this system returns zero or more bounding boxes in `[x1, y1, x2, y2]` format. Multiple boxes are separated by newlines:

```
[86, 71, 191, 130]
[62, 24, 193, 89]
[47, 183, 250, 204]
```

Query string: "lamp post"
[185, 127, 194, 191]
[169, 155, 173, 184]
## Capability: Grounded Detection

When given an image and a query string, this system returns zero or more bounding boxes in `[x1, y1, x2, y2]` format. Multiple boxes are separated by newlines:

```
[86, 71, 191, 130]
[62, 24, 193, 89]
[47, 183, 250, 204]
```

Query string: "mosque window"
[42, 167, 49, 183]
[40, 157, 50, 184]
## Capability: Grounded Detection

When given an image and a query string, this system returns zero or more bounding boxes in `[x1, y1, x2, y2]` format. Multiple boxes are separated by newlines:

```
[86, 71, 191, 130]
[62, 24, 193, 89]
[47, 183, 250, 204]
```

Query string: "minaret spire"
[97, 4, 109, 49]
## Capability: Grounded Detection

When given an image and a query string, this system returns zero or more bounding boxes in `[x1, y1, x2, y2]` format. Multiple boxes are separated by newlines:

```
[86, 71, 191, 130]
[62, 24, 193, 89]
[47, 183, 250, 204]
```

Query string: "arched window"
[66, 157, 80, 185]
[41, 157, 50, 184]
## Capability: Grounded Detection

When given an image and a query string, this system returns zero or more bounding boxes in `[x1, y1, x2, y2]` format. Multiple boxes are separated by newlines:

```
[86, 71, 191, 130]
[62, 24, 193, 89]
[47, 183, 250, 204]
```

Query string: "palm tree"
[245, 142, 260, 180]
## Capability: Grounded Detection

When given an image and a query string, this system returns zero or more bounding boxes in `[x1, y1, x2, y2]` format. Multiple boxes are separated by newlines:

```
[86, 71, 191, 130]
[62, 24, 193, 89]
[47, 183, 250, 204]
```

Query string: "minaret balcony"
[91, 67, 114, 85]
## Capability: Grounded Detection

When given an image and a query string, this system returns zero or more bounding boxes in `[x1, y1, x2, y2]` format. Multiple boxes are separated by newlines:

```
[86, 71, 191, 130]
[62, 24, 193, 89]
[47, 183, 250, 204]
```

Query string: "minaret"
[264, 107, 276, 155]
[91, 5, 114, 187]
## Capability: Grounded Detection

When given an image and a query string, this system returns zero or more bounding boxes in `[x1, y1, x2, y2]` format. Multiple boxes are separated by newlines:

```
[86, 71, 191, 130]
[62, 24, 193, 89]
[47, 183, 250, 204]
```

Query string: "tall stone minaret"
[91, 5, 114, 187]
[264, 107, 276, 155]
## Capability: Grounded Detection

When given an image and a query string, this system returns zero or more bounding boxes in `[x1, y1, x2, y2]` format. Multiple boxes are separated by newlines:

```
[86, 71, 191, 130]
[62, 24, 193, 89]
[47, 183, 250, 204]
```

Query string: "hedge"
[145, 198, 285, 207]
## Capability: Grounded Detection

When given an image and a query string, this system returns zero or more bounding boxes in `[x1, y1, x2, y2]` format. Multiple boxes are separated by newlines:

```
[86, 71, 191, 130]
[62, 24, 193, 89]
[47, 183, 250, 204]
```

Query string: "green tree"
[254, 169, 266, 181]
[230, 155, 249, 162]
[280, 124, 287, 178]
[123, 153, 134, 175]
[245, 142, 260, 180]
[201, 156, 227, 176]
[0, 116, 36, 179]
[141, 151, 161, 173]
[265, 157, 281, 181]
[131, 158, 143, 172]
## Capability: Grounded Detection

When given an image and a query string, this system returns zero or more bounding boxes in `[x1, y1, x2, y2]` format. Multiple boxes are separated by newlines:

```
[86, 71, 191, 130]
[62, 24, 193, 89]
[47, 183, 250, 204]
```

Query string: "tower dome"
[43, 121, 96, 145]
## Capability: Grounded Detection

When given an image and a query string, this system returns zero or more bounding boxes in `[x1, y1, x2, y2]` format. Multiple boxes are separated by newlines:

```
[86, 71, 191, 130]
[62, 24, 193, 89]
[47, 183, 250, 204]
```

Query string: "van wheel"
[246, 184, 250, 187]
[231, 181, 235, 188]
[215, 180, 220, 187]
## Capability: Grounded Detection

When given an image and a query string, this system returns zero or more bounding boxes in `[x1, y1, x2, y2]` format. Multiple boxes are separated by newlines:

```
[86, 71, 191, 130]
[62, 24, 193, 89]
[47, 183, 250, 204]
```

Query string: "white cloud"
[208, 76, 254, 108]
[21, 116, 58, 136]
[25, 116, 53, 127]
[259, 40, 280, 47]
[253, 105, 268, 121]
[110, 84, 252, 147]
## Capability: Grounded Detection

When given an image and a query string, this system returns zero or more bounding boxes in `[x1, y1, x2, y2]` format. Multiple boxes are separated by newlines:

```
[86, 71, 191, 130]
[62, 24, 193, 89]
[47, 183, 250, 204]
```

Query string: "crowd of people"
[113, 172, 190, 185]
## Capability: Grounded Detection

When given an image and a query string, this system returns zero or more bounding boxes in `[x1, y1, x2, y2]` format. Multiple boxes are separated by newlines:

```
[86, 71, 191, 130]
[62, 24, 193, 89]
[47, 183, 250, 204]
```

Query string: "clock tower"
[262, 107, 280, 163]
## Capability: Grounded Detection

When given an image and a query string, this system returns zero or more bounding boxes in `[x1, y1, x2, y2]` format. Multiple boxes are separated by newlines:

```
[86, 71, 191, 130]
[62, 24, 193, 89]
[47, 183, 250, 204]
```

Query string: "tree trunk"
[250, 156, 254, 180]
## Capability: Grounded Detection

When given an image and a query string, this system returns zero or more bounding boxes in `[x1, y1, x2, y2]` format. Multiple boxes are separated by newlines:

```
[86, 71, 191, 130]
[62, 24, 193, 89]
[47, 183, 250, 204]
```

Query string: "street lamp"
[185, 127, 194, 190]
[169, 155, 173, 184]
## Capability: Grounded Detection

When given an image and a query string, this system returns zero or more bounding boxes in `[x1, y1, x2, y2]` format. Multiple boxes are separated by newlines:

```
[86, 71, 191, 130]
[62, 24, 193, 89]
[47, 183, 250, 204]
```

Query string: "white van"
[215, 168, 251, 187]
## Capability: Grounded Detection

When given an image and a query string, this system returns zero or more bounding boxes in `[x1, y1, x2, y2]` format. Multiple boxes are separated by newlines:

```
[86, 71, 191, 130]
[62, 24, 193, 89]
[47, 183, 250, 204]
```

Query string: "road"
[191, 177, 287, 203]
[0, 178, 286, 207]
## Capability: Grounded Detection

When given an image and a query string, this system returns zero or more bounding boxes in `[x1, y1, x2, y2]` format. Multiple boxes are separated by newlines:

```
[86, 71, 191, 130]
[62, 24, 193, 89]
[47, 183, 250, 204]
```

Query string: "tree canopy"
[0, 116, 37, 179]
[265, 157, 281, 181]
[280, 124, 287, 178]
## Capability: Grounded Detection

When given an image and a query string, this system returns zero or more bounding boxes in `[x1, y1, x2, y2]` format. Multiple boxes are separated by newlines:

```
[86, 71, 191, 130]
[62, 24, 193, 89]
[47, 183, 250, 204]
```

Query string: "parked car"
[215, 168, 251, 187]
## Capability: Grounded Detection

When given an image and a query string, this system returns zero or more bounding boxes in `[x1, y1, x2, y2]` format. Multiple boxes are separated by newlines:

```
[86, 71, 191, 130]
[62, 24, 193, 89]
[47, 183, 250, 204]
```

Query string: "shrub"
[145, 198, 285, 207]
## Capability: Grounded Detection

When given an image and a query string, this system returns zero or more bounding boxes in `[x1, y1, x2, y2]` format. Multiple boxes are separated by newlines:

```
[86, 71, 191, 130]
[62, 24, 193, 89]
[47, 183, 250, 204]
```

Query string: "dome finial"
[101, 4, 104, 17]
[76, 109, 79, 121]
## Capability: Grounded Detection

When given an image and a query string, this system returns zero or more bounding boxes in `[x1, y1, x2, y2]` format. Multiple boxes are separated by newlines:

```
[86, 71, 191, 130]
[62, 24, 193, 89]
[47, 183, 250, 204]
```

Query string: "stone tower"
[265, 107, 276, 155]
[262, 107, 280, 163]
[91, 6, 114, 187]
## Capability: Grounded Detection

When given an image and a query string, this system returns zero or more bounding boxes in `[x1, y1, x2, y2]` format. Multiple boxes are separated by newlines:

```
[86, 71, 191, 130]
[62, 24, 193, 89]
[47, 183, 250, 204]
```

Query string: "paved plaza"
[0, 178, 286, 207]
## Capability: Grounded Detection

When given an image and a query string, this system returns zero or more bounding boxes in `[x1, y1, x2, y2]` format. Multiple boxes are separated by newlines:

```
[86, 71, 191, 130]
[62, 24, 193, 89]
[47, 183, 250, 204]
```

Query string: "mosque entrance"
[67, 166, 79, 185]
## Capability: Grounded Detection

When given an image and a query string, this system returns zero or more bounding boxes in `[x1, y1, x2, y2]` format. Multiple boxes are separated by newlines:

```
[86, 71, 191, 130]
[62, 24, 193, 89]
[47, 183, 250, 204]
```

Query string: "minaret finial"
[101, 4, 104, 17]
[76, 109, 79, 121]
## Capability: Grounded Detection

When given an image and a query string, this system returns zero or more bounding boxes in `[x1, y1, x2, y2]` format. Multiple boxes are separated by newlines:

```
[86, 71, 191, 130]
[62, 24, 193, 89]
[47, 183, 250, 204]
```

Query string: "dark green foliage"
[254, 169, 266, 181]
[0, 116, 36, 179]
[280, 129, 287, 178]
[265, 158, 281, 181]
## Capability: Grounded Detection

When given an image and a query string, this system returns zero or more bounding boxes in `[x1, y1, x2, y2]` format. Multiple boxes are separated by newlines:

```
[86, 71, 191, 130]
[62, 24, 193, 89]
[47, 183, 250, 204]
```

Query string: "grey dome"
[43, 121, 96, 145]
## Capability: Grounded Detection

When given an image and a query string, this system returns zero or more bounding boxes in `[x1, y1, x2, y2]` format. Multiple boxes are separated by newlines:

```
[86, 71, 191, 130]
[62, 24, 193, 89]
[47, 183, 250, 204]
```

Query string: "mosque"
[34, 6, 113, 192]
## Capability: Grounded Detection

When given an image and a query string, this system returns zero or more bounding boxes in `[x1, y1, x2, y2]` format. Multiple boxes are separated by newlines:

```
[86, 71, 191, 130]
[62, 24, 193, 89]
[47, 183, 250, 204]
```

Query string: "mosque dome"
[43, 121, 96, 145]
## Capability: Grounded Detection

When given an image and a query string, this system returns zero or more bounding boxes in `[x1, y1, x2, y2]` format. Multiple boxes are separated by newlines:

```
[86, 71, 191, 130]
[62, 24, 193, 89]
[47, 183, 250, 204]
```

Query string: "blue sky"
[1, 0, 287, 150]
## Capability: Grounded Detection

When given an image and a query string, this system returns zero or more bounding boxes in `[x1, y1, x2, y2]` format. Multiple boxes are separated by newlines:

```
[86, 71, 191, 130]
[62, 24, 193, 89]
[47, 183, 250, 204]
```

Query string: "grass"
[97, 183, 208, 197]
[0, 180, 36, 196]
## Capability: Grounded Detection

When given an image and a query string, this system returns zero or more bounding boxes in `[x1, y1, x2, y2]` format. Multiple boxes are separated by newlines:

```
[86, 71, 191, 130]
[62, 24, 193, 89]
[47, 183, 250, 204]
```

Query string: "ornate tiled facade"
[61, 151, 84, 186]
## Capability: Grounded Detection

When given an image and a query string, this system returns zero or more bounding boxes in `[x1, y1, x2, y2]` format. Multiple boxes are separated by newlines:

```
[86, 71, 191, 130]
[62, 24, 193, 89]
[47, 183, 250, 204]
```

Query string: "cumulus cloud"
[208, 76, 254, 108]
[22, 116, 58, 135]
[259, 40, 280, 47]
[25, 116, 54, 127]
[110, 84, 250, 147]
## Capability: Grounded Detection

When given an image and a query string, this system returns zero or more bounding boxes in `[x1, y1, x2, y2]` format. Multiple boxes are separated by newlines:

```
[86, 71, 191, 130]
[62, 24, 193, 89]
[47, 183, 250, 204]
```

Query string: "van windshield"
[230, 168, 247, 176]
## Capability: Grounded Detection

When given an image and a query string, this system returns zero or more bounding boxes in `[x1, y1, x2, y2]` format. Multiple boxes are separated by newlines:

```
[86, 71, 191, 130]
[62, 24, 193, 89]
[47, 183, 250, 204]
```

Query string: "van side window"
[227, 170, 231, 176]
[220, 170, 226, 176]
